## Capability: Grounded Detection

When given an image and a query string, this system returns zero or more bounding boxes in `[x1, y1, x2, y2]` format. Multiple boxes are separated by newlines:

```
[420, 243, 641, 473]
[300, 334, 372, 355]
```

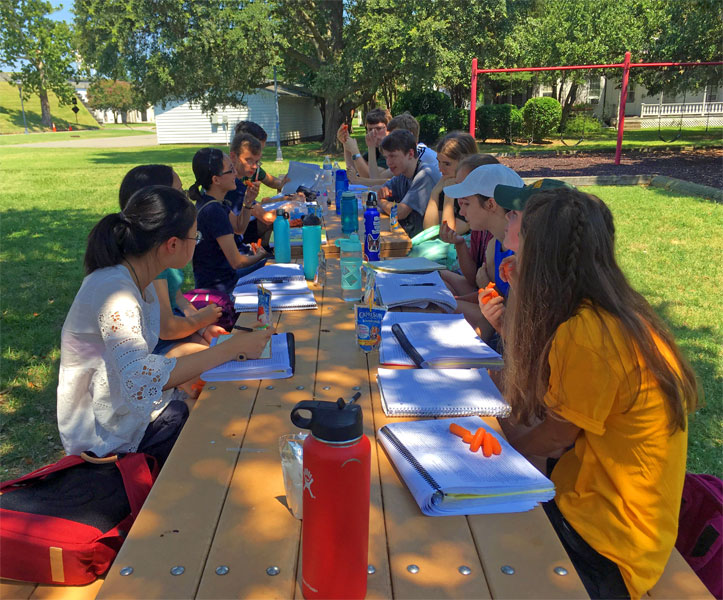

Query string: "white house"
[154, 83, 323, 145]
[73, 81, 153, 124]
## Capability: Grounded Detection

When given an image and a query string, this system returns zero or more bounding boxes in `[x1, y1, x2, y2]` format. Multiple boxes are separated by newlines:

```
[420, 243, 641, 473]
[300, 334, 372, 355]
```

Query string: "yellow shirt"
[544, 304, 687, 599]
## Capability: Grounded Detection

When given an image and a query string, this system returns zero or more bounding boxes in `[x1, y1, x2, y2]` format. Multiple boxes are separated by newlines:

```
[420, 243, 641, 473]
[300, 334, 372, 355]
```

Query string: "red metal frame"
[469, 52, 723, 164]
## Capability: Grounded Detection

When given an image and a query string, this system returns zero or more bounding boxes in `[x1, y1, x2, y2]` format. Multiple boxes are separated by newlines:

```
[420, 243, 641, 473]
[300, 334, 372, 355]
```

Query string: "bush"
[522, 97, 562, 143]
[392, 90, 454, 130]
[562, 114, 603, 139]
[445, 108, 469, 133]
[416, 114, 444, 146]
[475, 104, 523, 143]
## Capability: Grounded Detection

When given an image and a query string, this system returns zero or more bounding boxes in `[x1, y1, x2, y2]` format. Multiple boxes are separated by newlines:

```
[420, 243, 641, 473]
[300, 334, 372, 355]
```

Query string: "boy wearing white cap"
[442, 163, 524, 342]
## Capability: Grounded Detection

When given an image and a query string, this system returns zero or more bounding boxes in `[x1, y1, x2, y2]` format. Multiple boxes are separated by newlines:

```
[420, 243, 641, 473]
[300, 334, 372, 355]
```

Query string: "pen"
[233, 325, 255, 332]
[400, 283, 436, 286]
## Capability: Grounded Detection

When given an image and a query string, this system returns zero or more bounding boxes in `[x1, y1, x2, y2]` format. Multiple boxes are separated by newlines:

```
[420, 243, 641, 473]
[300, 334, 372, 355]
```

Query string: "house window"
[627, 87, 635, 102]
[540, 85, 553, 98]
[588, 78, 601, 97]
[709, 92, 717, 102]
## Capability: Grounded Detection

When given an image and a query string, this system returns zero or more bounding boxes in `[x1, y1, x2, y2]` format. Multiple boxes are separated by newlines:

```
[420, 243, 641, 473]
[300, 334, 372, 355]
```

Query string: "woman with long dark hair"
[58, 186, 271, 465]
[189, 147, 266, 293]
[500, 187, 698, 598]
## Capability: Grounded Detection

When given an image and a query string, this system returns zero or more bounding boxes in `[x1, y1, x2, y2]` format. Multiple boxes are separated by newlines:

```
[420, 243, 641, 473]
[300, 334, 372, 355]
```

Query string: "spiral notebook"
[201, 333, 295, 381]
[377, 368, 511, 418]
[235, 263, 305, 286]
[380, 312, 466, 366]
[378, 416, 555, 516]
[364, 257, 445, 274]
[373, 271, 457, 312]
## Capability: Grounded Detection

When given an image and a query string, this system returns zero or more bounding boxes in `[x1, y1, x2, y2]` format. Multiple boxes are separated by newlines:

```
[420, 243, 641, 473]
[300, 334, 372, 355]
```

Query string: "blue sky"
[49, 0, 74, 22]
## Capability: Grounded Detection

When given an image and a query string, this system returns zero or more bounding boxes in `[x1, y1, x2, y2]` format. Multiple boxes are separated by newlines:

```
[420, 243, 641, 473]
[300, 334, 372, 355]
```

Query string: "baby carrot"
[341, 123, 348, 131]
[478, 282, 499, 305]
[449, 423, 472, 443]
[470, 428, 485, 453]
[491, 435, 502, 455]
[482, 431, 494, 457]
[500, 261, 511, 281]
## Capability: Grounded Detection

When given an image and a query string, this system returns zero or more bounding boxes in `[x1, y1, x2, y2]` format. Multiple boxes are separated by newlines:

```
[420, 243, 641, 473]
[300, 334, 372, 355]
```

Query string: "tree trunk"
[321, 99, 343, 154]
[39, 87, 52, 128]
[560, 83, 579, 130]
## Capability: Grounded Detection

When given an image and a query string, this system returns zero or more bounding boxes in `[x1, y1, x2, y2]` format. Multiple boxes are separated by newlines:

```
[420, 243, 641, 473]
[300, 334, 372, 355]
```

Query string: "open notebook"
[236, 263, 305, 286]
[373, 271, 457, 313]
[377, 368, 511, 418]
[201, 333, 295, 381]
[389, 317, 503, 369]
[364, 257, 445, 274]
[380, 312, 465, 366]
[378, 416, 555, 516]
[233, 288, 317, 312]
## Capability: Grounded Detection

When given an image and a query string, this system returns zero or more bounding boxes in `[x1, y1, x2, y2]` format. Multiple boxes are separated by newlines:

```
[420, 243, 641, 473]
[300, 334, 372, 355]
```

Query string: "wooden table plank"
[646, 549, 713, 599]
[0, 580, 37, 600]
[30, 579, 104, 599]
[195, 286, 323, 599]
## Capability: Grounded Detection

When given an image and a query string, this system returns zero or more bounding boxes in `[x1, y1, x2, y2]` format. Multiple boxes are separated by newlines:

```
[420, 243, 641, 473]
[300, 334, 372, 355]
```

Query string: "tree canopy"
[1, 0, 77, 127]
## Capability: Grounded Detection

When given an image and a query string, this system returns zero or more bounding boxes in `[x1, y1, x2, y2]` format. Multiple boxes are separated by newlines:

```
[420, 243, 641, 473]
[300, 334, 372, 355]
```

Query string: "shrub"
[416, 114, 444, 146]
[392, 90, 454, 129]
[445, 108, 469, 133]
[562, 114, 603, 139]
[475, 104, 523, 143]
[522, 97, 562, 143]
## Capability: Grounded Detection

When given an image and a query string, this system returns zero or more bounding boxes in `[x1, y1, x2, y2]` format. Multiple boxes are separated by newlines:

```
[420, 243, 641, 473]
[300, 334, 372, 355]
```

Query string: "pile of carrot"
[450, 423, 502, 457]
[478, 281, 499, 305]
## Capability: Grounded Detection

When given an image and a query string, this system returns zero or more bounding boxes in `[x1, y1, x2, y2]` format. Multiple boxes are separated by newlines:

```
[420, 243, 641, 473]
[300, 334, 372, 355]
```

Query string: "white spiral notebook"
[235, 263, 305, 286]
[376, 368, 511, 418]
[373, 271, 457, 313]
[380, 312, 466, 366]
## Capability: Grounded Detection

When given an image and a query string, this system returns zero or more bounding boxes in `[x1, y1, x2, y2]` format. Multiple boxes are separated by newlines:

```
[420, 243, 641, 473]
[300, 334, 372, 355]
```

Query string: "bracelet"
[242, 203, 254, 209]
[351, 153, 362, 161]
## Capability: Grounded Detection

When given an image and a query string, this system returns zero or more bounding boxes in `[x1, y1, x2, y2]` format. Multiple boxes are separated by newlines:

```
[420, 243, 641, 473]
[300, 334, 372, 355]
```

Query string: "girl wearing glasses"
[58, 186, 272, 465]
[119, 165, 226, 373]
[188, 148, 267, 294]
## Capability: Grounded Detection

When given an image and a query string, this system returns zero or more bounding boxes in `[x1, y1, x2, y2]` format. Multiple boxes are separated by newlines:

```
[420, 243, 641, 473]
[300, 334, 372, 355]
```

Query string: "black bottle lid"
[366, 191, 378, 207]
[302, 213, 322, 226]
[276, 208, 285, 216]
[290, 394, 363, 442]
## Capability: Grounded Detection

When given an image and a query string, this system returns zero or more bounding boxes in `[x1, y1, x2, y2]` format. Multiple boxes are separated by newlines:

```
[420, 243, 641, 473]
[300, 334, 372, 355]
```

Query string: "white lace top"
[57, 264, 177, 456]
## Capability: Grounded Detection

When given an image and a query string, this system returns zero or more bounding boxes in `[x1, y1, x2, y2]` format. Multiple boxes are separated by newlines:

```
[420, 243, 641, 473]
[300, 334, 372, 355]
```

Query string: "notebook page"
[377, 368, 511, 417]
[379, 312, 465, 365]
[365, 257, 445, 273]
[233, 280, 311, 296]
[375, 271, 457, 311]
[398, 319, 502, 365]
[236, 263, 305, 286]
[234, 292, 317, 312]
[202, 334, 291, 380]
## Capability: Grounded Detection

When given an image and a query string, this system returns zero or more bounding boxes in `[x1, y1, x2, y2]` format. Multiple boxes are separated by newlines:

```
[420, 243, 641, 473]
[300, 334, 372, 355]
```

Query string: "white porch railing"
[641, 102, 723, 117]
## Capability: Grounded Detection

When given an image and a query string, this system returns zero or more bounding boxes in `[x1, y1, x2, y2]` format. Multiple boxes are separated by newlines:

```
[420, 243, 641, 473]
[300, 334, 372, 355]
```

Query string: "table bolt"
[207, 386, 216, 391]
[170, 566, 185, 576]
[352, 386, 361, 391]
[458, 565, 472, 575]
[501, 565, 515, 575]
[266, 566, 280, 576]
[406, 564, 420, 574]
[296, 385, 305, 390]
[266, 385, 274, 390]
[238, 385, 247, 390]
[215, 566, 229, 576]
[119, 566, 133, 576]
[322, 386, 331, 390]
[367, 564, 376, 575]
[553, 566, 568, 576]
[209, 440, 216, 444]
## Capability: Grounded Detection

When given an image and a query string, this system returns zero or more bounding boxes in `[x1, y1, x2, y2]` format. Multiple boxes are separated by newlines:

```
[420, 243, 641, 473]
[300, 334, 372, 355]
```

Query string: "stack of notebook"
[378, 416, 555, 516]
[379, 312, 502, 368]
[236, 263, 306, 286]
[373, 271, 457, 312]
[233, 264, 318, 312]
[201, 333, 296, 381]
[364, 257, 444, 274]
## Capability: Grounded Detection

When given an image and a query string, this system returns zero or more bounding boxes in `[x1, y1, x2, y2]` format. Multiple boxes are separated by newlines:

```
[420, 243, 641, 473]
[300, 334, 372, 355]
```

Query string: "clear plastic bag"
[278, 433, 307, 519]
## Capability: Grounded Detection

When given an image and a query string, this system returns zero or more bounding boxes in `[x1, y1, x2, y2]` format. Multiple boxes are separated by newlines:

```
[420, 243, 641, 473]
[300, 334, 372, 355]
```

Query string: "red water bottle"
[290, 393, 370, 599]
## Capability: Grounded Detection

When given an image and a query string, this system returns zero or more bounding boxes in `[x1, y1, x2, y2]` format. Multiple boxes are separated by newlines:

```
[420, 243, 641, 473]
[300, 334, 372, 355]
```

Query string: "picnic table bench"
[1, 211, 712, 600]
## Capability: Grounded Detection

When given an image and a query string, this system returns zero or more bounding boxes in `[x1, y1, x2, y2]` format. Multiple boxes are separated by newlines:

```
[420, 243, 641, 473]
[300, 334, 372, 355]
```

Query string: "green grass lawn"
[0, 143, 720, 479]
[0, 80, 100, 133]
[0, 127, 157, 146]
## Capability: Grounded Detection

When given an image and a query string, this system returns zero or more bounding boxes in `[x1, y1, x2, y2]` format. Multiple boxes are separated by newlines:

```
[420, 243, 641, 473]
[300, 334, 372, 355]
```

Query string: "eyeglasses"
[184, 231, 202, 245]
[220, 168, 235, 175]
[367, 125, 387, 132]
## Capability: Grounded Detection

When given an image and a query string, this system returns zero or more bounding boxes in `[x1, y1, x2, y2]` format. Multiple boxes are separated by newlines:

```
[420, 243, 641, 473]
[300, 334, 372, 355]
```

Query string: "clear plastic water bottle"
[334, 169, 348, 215]
[273, 209, 291, 263]
[322, 155, 333, 203]
[336, 233, 362, 302]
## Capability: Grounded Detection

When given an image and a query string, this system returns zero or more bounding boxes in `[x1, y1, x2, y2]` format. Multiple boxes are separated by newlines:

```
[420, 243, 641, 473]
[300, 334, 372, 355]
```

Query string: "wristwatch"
[351, 152, 362, 161]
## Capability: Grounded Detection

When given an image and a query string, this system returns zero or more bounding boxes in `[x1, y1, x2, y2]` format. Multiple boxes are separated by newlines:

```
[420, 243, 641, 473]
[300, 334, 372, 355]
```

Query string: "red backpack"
[0, 453, 157, 585]
[675, 473, 722, 598]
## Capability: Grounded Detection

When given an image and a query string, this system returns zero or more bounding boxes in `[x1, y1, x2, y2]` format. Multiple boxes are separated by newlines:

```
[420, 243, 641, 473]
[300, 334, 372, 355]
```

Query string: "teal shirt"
[156, 268, 184, 311]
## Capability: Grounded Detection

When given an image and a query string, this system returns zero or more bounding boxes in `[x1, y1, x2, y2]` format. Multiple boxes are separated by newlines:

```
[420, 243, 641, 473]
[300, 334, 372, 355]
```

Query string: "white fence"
[640, 102, 723, 128]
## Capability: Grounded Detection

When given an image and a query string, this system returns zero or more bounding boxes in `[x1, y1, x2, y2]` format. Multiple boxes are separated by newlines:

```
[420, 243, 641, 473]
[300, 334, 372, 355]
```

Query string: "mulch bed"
[496, 149, 723, 190]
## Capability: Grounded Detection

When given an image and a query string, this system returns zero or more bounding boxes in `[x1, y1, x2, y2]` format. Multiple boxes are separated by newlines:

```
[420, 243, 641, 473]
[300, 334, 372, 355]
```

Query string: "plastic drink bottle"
[389, 201, 400, 231]
[273, 209, 291, 263]
[363, 192, 380, 261]
[340, 190, 359, 234]
[322, 155, 333, 201]
[301, 213, 322, 281]
[290, 394, 370, 600]
[335, 233, 362, 301]
[334, 169, 348, 215]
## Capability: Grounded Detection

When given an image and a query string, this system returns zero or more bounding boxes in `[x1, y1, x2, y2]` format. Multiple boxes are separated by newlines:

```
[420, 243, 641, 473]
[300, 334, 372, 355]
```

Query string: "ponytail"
[190, 148, 225, 202]
[84, 185, 196, 275]
[188, 182, 203, 203]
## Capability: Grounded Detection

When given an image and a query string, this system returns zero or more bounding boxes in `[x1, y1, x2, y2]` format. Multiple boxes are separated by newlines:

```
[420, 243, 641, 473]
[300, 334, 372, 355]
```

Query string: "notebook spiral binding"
[380, 425, 442, 492]
[388, 406, 511, 418]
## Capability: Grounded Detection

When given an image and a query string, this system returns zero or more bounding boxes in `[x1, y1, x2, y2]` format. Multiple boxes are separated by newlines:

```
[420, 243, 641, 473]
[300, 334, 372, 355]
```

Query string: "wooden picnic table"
[1, 210, 711, 600]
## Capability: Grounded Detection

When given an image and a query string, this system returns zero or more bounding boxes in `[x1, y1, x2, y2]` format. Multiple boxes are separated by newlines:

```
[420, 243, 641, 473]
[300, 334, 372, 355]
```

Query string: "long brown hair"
[503, 188, 697, 431]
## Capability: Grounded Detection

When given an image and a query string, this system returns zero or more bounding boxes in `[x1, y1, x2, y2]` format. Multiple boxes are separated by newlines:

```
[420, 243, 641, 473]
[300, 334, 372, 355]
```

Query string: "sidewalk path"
[9, 134, 158, 148]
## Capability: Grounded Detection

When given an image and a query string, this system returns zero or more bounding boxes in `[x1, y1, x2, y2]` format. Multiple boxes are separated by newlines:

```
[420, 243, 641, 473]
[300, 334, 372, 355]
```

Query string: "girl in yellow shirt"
[499, 187, 698, 599]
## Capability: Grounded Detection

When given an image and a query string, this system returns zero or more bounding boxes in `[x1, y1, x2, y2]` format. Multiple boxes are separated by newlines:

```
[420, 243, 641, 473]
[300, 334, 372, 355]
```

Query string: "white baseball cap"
[443, 164, 524, 199]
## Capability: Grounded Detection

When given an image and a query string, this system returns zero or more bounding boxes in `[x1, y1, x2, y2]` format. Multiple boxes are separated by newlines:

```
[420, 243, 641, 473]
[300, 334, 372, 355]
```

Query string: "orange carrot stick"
[449, 423, 472, 443]
[478, 282, 499, 305]
[482, 431, 494, 457]
[491, 435, 502, 455]
[470, 428, 485, 453]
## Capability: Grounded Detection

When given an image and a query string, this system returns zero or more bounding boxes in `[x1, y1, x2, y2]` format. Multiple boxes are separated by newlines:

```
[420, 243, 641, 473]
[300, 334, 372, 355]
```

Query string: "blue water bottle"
[341, 191, 359, 234]
[273, 209, 291, 263]
[363, 192, 380, 261]
[335, 169, 348, 215]
[302, 213, 322, 281]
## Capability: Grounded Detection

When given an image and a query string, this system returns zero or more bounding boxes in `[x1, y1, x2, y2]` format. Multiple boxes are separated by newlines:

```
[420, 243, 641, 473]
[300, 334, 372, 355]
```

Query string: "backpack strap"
[0, 455, 85, 491]
[116, 453, 158, 518]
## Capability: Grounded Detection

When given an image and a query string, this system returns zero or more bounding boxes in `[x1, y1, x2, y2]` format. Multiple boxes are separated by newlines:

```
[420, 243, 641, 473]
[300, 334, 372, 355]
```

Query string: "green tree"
[509, 0, 656, 126]
[638, 0, 723, 96]
[86, 78, 138, 123]
[0, 0, 77, 128]
[74, 0, 279, 115]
